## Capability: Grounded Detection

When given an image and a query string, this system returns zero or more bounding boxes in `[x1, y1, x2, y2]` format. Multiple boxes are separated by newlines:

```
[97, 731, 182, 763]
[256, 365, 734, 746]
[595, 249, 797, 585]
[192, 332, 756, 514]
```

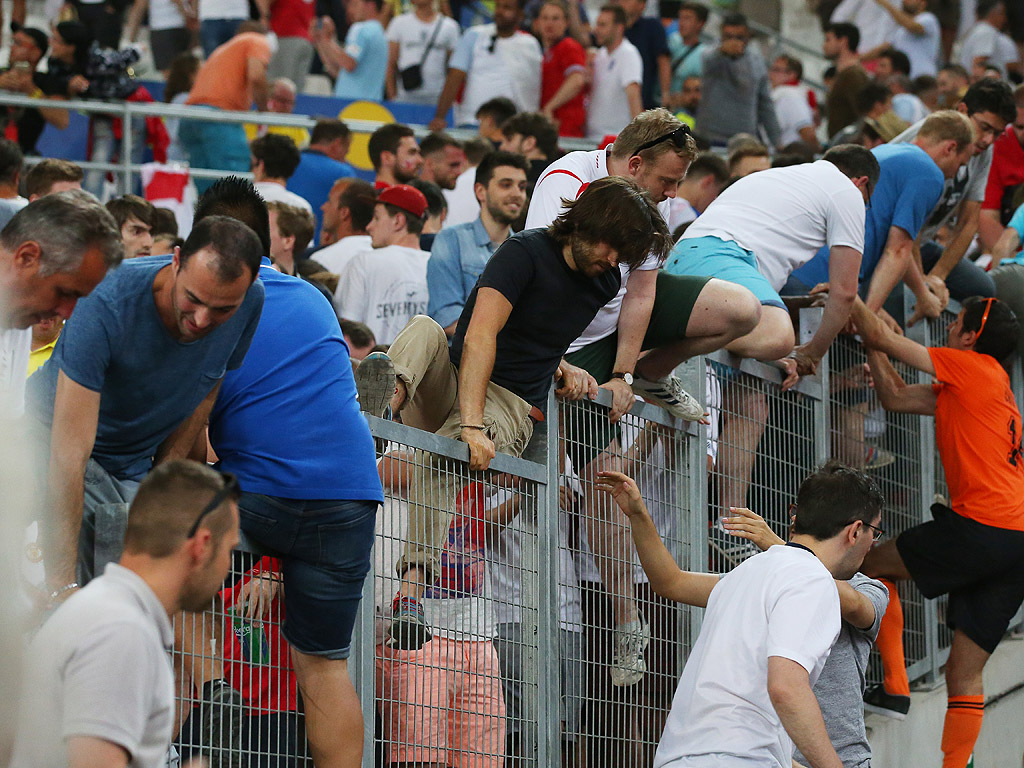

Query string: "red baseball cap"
[377, 184, 428, 219]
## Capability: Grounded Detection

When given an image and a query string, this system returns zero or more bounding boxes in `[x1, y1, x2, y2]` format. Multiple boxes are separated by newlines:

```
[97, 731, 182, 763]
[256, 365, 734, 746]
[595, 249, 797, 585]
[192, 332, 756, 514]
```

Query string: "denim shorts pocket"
[315, 503, 377, 572]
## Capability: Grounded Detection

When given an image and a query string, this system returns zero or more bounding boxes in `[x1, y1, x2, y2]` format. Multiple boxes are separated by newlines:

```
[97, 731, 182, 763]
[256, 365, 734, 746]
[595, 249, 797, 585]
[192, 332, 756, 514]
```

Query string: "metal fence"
[163, 290, 1024, 767]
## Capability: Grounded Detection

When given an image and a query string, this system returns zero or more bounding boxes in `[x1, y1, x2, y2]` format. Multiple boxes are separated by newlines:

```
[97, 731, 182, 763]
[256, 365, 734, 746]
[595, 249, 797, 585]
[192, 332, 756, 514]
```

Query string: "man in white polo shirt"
[587, 5, 644, 141]
[11, 460, 240, 768]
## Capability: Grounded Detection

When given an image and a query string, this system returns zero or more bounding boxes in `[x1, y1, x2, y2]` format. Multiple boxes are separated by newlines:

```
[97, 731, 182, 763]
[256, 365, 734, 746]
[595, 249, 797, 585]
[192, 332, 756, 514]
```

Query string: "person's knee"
[705, 279, 762, 336]
[757, 309, 796, 361]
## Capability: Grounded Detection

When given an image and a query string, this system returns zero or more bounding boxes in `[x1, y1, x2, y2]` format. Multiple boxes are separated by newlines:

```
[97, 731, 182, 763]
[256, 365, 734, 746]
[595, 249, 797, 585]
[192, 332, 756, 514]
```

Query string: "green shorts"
[564, 271, 711, 469]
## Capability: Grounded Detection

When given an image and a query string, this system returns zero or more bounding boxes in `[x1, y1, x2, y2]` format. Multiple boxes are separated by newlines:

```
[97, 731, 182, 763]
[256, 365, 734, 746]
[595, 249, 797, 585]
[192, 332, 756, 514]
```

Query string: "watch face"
[624, 372, 633, 386]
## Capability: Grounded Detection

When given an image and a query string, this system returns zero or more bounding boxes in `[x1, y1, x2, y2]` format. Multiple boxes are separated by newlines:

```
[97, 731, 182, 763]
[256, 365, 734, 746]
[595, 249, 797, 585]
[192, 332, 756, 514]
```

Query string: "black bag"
[399, 18, 442, 92]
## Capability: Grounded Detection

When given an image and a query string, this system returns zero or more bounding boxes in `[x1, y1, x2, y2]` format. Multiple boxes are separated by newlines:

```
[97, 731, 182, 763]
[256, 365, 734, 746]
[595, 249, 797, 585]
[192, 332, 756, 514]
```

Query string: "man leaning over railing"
[353, 175, 672, 653]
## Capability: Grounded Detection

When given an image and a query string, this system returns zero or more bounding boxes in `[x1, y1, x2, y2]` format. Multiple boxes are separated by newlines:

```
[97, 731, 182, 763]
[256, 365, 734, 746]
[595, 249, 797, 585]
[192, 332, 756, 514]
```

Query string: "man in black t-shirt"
[0, 26, 70, 154]
[356, 175, 672, 650]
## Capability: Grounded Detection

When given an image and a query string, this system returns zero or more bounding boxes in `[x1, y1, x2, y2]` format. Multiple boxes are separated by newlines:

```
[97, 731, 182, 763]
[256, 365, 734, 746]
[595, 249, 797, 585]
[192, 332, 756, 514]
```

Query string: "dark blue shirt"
[625, 16, 669, 110]
[287, 149, 357, 245]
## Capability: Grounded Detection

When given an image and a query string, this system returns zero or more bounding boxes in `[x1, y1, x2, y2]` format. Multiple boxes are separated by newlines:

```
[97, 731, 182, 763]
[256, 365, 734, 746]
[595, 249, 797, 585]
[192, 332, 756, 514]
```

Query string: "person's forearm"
[252, 76, 269, 110]
[613, 274, 655, 376]
[992, 227, 1021, 263]
[628, 503, 712, 605]
[978, 209, 1005, 252]
[458, 330, 496, 425]
[874, 0, 925, 32]
[864, 242, 911, 311]
[772, 682, 844, 768]
[627, 84, 643, 118]
[805, 290, 855, 359]
[48, 453, 89, 588]
[658, 55, 671, 105]
[434, 69, 466, 121]
[315, 38, 342, 77]
[543, 71, 585, 113]
[39, 99, 70, 130]
[903, 254, 932, 300]
[836, 579, 876, 630]
[155, 383, 220, 465]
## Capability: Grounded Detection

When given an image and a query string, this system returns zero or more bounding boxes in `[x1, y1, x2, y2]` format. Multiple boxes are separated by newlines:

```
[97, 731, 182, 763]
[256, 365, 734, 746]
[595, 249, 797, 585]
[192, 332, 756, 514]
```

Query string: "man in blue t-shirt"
[286, 120, 357, 245]
[208, 181, 381, 765]
[790, 110, 974, 328]
[312, 0, 387, 101]
[29, 212, 265, 594]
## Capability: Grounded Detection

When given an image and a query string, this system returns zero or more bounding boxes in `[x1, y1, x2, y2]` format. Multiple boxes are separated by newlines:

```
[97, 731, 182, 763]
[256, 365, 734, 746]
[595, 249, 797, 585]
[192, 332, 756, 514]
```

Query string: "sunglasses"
[187, 472, 240, 538]
[631, 125, 692, 158]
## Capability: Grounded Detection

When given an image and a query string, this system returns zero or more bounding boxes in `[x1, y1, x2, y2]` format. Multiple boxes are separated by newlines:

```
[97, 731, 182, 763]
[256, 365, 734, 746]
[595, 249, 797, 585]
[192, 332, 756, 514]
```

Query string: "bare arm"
[596, 471, 719, 606]
[458, 287, 513, 471]
[928, 201, 980, 281]
[38, 97, 70, 130]
[153, 381, 222, 465]
[837, 579, 876, 630]
[246, 57, 269, 110]
[865, 347, 937, 414]
[47, 371, 100, 590]
[851, 295, 936, 374]
[67, 736, 130, 768]
[978, 208, 1005, 251]
[767, 656, 844, 768]
[795, 245, 859, 368]
[864, 226, 913, 313]
[872, 0, 926, 33]
[253, 0, 270, 24]
[626, 81, 643, 119]
[797, 125, 821, 152]
[992, 224, 1021, 263]
[385, 40, 400, 100]
[125, 0, 149, 42]
[657, 53, 671, 107]
[431, 67, 467, 130]
[542, 71, 585, 116]
[605, 267, 656, 420]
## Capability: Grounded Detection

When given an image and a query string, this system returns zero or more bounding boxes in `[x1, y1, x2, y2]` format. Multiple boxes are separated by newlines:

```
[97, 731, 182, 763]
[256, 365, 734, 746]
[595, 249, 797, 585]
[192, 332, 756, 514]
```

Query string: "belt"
[529, 406, 545, 423]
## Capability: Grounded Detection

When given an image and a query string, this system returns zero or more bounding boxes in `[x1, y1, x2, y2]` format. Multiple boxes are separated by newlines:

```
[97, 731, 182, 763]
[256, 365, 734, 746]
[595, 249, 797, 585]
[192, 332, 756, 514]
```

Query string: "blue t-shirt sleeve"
[1009, 202, 1024, 240]
[890, 162, 943, 239]
[226, 280, 265, 371]
[55, 295, 115, 392]
[427, 230, 468, 329]
[449, 28, 477, 72]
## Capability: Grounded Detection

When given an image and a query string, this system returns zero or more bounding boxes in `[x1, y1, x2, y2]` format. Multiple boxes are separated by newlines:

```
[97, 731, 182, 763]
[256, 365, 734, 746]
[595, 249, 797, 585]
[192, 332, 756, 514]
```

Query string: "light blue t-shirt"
[793, 143, 944, 288]
[999, 202, 1024, 266]
[333, 19, 387, 101]
[208, 260, 383, 502]
[28, 255, 265, 481]
[666, 35, 704, 94]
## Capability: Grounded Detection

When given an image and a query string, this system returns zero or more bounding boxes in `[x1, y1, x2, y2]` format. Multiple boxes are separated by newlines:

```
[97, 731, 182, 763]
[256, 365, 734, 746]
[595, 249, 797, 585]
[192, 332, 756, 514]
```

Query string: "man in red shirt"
[979, 83, 1024, 249]
[852, 294, 1024, 768]
[536, 0, 587, 137]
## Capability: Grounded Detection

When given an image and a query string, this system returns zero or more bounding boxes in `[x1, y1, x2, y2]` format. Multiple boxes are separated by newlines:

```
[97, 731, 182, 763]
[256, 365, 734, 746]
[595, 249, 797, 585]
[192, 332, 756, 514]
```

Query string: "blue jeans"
[78, 458, 141, 584]
[178, 109, 251, 193]
[86, 115, 146, 198]
[200, 18, 242, 57]
[237, 493, 377, 659]
[920, 240, 997, 301]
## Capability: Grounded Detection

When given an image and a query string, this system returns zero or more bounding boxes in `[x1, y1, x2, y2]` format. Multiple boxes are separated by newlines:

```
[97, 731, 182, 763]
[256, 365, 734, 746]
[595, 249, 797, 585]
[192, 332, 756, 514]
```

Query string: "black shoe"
[863, 683, 910, 720]
[199, 679, 245, 768]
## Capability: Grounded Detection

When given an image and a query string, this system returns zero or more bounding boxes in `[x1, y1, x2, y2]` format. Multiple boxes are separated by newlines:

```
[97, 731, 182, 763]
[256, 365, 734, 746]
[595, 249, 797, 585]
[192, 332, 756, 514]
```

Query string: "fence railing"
[164, 289, 1024, 767]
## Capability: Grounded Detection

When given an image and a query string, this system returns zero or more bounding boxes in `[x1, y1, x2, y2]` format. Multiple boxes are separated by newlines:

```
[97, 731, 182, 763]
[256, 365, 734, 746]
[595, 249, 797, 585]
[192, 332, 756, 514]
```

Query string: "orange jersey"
[930, 347, 1024, 530]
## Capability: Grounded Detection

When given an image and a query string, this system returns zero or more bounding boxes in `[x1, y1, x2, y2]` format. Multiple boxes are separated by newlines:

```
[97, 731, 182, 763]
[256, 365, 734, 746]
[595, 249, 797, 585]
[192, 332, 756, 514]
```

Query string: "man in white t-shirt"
[385, 0, 461, 106]
[877, 0, 941, 78]
[960, 0, 1020, 80]
[769, 54, 820, 149]
[336, 184, 431, 345]
[250, 133, 314, 214]
[429, 0, 542, 129]
[317, 178, 375, 269]
[595, 461, 883, 768]
[829, 0, 897, 52]
[586, 5, 643, 141]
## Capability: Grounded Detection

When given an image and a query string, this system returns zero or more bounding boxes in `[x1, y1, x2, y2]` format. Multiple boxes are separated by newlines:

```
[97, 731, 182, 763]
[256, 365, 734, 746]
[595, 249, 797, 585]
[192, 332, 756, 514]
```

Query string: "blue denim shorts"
[237, 493, 377, 660]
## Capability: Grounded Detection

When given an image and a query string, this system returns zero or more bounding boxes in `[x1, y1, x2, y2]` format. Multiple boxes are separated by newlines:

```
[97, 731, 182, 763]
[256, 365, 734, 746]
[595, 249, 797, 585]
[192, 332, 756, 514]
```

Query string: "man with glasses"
[11, 460, 240, 768]
[851, 294, 1024, 767]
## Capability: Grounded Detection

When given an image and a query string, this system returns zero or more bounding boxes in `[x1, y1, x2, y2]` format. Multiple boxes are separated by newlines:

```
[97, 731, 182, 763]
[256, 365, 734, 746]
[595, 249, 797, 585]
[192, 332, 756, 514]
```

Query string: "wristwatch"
[611, 371, 634, 386]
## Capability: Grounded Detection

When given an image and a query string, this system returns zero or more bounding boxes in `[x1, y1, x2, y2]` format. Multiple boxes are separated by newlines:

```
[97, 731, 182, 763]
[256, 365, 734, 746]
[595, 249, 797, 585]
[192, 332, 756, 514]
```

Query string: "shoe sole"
[863, 702, 908, 721]
[387, 617, 432, 651]
[631, 385, 705, 421]
[356, 355, 396, 418]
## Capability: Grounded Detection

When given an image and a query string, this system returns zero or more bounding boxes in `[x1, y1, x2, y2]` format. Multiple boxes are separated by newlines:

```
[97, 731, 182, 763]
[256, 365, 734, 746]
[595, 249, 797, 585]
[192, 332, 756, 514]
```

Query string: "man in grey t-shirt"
[890, 79, 1015, 303]
[11, 460, 240, 768]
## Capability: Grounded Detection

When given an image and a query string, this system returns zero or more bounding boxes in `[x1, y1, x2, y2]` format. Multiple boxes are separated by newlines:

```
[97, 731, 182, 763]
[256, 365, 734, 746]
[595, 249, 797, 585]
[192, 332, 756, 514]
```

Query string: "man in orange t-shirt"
[181, 24, 272, 192]
[851, 294, 1023, 768]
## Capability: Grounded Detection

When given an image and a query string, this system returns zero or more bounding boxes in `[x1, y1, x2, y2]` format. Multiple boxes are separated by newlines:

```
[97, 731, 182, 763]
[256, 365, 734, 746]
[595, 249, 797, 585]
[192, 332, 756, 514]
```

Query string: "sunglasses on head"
[976, 297, 998, 337]
[630, 125, 692, 158]
[187, 472, 240, 538]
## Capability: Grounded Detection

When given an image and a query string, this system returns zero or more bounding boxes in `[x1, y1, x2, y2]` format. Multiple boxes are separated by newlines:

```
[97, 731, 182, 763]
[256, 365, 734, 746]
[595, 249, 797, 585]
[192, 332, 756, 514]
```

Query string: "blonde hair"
[610, 108, 699, 164]
[916, 109, 975, 151]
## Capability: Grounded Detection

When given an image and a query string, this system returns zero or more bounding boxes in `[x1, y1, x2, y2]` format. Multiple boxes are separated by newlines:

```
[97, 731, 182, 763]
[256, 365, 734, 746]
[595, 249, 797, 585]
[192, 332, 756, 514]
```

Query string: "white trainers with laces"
[610, 614, 651, 687]
[632, 373, 705, 421]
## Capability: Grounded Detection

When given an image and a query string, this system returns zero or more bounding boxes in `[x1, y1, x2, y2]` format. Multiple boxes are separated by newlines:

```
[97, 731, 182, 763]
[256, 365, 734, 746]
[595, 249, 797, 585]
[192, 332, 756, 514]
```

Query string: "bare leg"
[717, 383, 769, 514]
[725, 305, 796, 362]
[861, 539, 913, 581]
[834, 401, 868, 469]
[945, 630, 989, 697]
[291, 652, 364, 768]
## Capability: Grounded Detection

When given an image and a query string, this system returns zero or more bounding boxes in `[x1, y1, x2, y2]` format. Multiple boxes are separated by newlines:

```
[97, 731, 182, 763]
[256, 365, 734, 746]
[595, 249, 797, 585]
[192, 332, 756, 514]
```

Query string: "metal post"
[347, 556, 377, 768]
[121, 101, 133, 194]
[800, 307, 830, 468]
[682, 357, 707, 649]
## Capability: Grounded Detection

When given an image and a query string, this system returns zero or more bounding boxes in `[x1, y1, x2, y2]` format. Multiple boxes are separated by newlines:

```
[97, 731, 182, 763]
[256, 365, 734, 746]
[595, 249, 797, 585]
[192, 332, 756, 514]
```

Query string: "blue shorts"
[664, 235, 786, 310]
[238, 493, 377, 660]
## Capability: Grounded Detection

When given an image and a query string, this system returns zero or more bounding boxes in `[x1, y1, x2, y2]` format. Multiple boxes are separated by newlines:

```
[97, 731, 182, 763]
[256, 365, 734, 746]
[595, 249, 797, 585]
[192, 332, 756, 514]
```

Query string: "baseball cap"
[10, 23, 48, 56]
[377, 184, 427, 219]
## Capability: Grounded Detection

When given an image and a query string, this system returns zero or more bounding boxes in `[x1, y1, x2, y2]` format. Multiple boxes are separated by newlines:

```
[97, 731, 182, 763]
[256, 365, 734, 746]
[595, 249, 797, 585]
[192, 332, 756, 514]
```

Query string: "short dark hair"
[475, 150, 531, 187]
[961, 296, 1019, 361]
[267, 200, 315, 256]
[721, 11, 747, 28]
[193, 176, 271, 261]
[727, 142, 770, 173]
[684, 152, 729, 184]
[856, 81, 892, 114]
[310, 118, 351, 145]
[0, 138, 23, 186]
[180, 215, 263, 283]
[106, 194, 156, 229]
[25, 158, 82, 198]
[152, 206, 178, 236]
[823, 143, 881, 190]
[382, 202, 426, 236]
[879, 47, 911, 76]
[600, 3, 627, 26]
[775, 53, 803, 81]
[408, 178, 447, 219]
[548, 175, 671, 271]
[368, 123, 416, 171]
[501, 111, 560, 159]
[912, 74, 938, 97]
[939, 63, 970, 81]
[962, 77, 1017, 123]
[679, 1, 708, 23]
[419, 132, 462, 157]
[824, 21, 860, 53]
[792, 461, 885, 541]
[463, 137, 495, 166]
[339, 318, 375, 348]
[337, 178, 376, 232]
[251, 133, 302, 180]
[476, 97, 518, 127]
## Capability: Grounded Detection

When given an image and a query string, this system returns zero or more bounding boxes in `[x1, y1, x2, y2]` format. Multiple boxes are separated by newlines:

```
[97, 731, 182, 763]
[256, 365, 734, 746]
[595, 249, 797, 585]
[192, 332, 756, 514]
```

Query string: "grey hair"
[1, 189, 124, 276]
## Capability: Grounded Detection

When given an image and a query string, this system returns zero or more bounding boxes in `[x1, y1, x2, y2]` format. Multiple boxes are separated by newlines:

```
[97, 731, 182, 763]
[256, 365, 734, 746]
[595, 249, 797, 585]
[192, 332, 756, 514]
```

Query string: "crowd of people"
[1, 1, 1024, 768]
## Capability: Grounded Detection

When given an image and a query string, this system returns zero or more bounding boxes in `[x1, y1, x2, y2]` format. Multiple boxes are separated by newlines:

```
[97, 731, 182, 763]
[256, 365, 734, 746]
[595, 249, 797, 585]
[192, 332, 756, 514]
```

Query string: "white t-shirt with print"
[654, 544, 841, 768]
[772, 84, 815, 147]
[586, 39, 643, 141]
[450, 24, 542, 126]
[335, 243, 429, 345]
[386, 13, 461, 104]
[524, 148, 669, 353]
[682, 159, 866, 291]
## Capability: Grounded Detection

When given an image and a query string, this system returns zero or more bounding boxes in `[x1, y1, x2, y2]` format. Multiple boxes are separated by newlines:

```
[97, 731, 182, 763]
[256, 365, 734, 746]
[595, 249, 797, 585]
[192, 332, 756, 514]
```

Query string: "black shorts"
[150, 27, 191, 71]
[897, 504, 1024, 653]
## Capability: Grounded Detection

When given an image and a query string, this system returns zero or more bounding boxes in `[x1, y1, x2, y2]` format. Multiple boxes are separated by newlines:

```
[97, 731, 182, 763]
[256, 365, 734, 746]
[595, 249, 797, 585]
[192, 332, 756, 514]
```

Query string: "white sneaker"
[610, 614, 651, 687]
[632, 374, 705, 421]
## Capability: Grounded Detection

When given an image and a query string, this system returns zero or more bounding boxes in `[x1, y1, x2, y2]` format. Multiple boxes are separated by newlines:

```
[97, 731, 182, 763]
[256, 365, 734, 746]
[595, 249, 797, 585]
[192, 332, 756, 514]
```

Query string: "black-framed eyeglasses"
[630, 125, 692, 158]
[854, 520, 886, 541]
[187, 472, 240, 538]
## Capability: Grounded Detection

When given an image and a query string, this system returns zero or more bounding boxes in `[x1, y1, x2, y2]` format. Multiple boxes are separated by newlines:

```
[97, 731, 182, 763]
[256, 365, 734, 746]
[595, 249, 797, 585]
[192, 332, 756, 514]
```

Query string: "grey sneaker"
[355, 351, 396, 418]
[710, 522, 759, 570]
[610, 614, 650, 687]
[199, 679, 244, 768]
[632, 374, 705, 421]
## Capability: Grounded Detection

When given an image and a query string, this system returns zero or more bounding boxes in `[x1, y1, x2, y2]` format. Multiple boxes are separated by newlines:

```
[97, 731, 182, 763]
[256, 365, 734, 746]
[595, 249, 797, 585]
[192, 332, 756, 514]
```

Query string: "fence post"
[122, 101, 133, 194]
[680, 357, 707, 649]
[347, 558, 377, 767]
[800, 307, 830, 468]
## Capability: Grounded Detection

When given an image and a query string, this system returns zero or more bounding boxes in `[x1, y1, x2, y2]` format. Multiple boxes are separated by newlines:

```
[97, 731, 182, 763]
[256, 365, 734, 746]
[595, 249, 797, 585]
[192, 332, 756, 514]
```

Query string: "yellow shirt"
[244, 123, 311, 149]
[26, 338, 57, 377]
